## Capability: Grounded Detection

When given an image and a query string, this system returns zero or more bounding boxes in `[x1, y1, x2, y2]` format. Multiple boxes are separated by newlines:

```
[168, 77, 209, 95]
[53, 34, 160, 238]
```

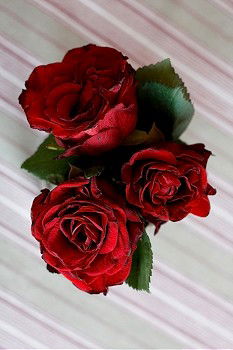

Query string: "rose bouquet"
[19, 44, 216, 294]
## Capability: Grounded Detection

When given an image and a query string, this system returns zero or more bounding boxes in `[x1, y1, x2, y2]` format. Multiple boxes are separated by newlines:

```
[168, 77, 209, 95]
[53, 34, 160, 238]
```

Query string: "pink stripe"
[0, 170, 37, 197]
[0, 127, 31, 156]
[163, 233, 233, 280]
[0, 220, 35, 246]
[0, 157, 40, 193]
[0, 256, 148, 348]
[113, 290, 209, 347]
[0, 253, 201, 347]
[120, 0, 233, 79]
[0, 93, 28, 117]
[175, 0, 232, 41]
[0, 33, 40, 66]
[208, 174, 233, 198]
[212, 0, 233, 15]
[184, 218, 233, 254]
[158, 263, 233, 318]
[190, 216, 233, 243]
[0, 259, 100, 348]
[0, 40, 33, 69]
[0, 3, 67, 53]
[32, 0, 141, 67]
[0, 295, 86, 348]
[195, 101, 232, 132]
[91, 0, 233, 94]
[46, 0, 144, 66]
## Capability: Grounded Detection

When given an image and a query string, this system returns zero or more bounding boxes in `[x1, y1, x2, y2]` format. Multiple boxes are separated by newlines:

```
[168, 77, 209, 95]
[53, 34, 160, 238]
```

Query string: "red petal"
[99, 221, 118, 254]
[189, 196, 211, 217]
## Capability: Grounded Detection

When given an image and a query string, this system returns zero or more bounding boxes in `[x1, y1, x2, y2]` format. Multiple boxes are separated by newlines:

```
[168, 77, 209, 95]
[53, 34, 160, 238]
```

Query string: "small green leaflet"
[21, 135, 76, 184]
[126, 231, 153, 292]
[122, 123, 164, 146]
[84, 165, 104, 179]
[136, 59, 194, 140]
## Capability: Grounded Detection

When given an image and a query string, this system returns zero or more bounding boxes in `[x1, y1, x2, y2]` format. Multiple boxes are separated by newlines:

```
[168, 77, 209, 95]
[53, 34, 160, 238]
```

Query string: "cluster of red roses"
[19, 44, 216, 294]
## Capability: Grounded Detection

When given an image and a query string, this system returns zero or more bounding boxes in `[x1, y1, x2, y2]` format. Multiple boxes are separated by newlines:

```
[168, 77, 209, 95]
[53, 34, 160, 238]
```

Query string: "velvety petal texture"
[31, 177, 143, 294]
[121, 142, 216, 232]
[19, 44, 137, 156]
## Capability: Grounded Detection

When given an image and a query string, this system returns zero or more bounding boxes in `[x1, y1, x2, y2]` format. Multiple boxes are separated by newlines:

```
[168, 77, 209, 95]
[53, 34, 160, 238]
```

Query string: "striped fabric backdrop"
[0, 0, 233, 348]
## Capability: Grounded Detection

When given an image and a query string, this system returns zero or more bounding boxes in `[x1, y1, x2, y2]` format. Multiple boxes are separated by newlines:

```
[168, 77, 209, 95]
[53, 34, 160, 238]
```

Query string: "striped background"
[0, 0, 233, 348]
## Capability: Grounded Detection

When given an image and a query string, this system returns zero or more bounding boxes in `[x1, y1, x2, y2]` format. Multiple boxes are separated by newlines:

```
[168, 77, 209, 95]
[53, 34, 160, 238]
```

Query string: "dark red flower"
[19, 44, 137, 157]
[122, 142, 216, 232]
[31, 177, 143, 294]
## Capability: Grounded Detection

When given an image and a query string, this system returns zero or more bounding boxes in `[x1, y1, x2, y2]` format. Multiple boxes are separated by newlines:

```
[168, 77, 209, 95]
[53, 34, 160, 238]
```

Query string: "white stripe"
[123, 0, 233, 75]
[111, 290, 205, 347]
[0, 33, 41, 66]
[150, 286, 233, 344]
[0, 288, 98, 348]
[159, 261, 233, 315]
[0, 319, 46, 348]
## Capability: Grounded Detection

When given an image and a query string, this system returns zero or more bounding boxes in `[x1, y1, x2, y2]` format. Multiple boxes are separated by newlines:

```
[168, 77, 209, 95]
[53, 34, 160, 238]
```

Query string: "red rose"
[122, 142, 216, 232]
[31, 177, 143, 294]
[19, 44, 137, 157]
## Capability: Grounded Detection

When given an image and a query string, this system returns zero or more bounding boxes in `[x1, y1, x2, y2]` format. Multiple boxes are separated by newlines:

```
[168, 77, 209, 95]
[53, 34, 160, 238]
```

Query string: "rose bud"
[19, 44, 137, 157]
[31, 177, 143, 294]
[121, 142, 216, 233]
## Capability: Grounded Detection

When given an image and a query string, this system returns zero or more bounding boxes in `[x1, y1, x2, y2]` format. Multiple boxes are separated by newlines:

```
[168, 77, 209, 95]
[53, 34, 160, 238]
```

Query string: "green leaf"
[136, 59, 194, 140]
[136, 59, 190, 99]
[126, 231, 153, 292]
[84, 165, 104, 179]
[68, 165, 83, 179]
[138, 82, 194, 140]
[21, 135, 76, 184]
[122, 123, 164, 146]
